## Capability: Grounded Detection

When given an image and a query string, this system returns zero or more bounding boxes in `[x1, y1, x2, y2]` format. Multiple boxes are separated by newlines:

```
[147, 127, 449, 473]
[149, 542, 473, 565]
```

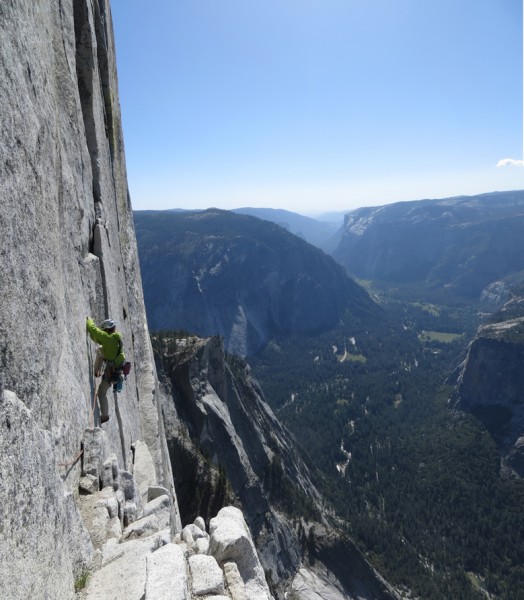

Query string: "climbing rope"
[90, 377, 100, 429]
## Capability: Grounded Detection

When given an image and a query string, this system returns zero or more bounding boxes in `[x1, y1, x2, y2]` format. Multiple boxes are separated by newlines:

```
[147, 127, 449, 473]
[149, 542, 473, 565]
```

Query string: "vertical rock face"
[154, 335, 313, 591]
[453, 303, 524, 476]
[0, 1, 175, 597]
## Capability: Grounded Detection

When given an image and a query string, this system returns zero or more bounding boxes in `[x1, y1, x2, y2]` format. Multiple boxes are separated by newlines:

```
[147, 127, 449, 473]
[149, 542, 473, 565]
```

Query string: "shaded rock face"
[154, 335, 313, 593]
[312, 527, 398, 600]
[154, 334, 399, 600]
[332, 191, 524, 303]
[134, 209, 380, 357]
[453, 298, 524, 476]
[0, 1, 175, 597]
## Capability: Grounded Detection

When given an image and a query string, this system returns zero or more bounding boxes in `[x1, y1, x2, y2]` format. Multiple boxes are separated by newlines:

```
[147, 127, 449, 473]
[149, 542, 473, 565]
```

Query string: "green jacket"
[86, 318, 125, 367]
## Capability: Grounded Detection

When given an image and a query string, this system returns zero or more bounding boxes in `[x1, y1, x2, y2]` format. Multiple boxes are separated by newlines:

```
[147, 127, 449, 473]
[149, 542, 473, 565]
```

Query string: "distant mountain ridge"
[232, 207, 341, 253]
[161, 207, 343, 253]
[134, 208, 381, 356]
[332, 190, 524, 303]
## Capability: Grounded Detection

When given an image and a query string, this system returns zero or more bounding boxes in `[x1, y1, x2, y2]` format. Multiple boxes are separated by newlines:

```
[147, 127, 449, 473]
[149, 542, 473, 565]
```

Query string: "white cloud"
[497, 158, 524, 167]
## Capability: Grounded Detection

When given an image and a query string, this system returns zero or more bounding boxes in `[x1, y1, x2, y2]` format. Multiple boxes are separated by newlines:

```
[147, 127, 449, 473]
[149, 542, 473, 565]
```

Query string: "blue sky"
[111, 0, 523, 214]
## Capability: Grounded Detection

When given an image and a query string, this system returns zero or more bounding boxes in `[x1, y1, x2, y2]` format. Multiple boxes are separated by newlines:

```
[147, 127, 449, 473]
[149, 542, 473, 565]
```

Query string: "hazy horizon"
[112, 0, 523, 213]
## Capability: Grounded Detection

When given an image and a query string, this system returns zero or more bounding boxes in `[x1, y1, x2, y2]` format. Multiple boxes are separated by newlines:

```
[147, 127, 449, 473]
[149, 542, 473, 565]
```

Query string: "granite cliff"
[332, 191, 524, 304]
[452, 291, 524, 477]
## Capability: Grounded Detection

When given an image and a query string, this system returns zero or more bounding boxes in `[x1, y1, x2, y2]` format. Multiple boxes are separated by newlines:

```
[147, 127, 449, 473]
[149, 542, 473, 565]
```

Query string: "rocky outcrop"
[75, 429, 270, 600]
[452, 296, 524, 476]
[134, 209, 381, 356]
[208, 506, 272, 600]
[332, 191, 524, 303]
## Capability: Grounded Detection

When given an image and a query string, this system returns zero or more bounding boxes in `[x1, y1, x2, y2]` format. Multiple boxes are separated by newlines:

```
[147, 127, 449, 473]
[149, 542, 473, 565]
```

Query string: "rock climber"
[86, 317, 125, 424]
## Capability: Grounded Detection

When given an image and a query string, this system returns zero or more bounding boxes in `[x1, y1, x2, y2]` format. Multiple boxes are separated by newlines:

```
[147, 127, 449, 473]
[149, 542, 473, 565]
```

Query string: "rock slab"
[146, 543, 189, 600]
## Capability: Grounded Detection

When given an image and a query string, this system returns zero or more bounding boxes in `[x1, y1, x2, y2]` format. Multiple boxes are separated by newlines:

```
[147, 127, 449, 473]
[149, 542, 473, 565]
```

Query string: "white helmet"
[100, 319, 116, 330]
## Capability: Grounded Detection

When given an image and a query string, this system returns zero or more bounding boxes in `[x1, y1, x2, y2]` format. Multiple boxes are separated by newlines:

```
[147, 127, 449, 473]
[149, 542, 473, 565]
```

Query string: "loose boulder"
[209, 507, 272, 600]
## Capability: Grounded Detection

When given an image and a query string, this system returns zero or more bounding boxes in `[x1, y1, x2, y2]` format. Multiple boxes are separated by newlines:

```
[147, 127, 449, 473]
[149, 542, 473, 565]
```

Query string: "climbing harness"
[102, 360, 125, 392]
[102, 335, 131, 393]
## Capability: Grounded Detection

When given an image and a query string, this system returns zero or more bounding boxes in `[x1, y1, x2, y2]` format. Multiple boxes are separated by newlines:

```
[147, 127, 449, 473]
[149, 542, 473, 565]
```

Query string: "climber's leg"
[94, 347, 104, 377]
[98, 378, 111, 422]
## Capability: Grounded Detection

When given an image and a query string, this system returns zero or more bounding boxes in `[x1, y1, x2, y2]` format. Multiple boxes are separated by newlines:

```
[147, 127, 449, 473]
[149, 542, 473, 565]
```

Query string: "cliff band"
[0, 0, 177, 596]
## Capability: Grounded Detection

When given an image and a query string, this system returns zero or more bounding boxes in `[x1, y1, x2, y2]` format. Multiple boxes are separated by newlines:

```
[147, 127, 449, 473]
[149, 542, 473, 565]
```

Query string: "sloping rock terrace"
[76, 425, 273, 600]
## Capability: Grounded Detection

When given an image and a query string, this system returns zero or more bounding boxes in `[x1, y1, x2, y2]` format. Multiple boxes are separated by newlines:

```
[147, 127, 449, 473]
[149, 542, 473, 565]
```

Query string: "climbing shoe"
[101, 415, 110, 424]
